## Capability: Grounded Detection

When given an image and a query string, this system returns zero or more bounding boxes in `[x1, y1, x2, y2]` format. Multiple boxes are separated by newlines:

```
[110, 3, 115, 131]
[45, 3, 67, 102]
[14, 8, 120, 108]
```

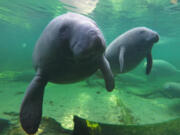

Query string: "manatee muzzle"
[152, 32, 159, 43]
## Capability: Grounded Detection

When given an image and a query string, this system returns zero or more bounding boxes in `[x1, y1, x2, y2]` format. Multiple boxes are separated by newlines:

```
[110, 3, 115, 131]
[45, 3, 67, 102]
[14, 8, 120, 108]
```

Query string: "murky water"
[0, 0, 180, 134]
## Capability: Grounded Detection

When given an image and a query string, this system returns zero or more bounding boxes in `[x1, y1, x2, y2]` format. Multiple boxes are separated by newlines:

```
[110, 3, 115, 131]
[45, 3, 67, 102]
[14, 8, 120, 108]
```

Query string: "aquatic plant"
[0, 71, 19, 81]
[114, 96, 137, 124]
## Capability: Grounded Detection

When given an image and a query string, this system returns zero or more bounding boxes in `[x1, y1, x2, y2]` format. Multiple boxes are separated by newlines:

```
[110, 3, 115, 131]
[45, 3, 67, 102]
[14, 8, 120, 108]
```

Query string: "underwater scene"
[0, 0, 180, 134]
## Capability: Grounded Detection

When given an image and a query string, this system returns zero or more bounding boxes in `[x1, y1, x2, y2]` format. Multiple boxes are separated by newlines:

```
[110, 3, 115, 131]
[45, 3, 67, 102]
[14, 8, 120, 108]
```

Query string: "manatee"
[105, 27, 159, 75]
[163, 82, 180, 98]
[20, 12, 114, 134]
[143, 59, 180, 80]
[129, 82, 180, 99]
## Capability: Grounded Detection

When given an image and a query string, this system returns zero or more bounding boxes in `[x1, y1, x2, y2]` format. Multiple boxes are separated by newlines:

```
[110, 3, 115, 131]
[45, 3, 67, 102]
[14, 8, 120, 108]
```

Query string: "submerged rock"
[0, 118, 10, 134]
[73, 115, 180, 135]
[3, 114, 180, 135]
[4, 117, 72, 135]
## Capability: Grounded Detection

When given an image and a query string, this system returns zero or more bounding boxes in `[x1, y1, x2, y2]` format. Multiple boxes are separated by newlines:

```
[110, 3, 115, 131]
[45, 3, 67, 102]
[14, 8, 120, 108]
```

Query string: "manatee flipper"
[119, 47, 126, 73]
[20, 75, 47, 134]
[99, 55, 114, 92]
[146, 52, 152, 74]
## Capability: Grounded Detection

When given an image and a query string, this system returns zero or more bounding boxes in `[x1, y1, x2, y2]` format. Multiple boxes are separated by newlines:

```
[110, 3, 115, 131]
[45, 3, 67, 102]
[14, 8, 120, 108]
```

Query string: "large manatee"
[20, 12, 114, 134]
[105, 27, 159, 75]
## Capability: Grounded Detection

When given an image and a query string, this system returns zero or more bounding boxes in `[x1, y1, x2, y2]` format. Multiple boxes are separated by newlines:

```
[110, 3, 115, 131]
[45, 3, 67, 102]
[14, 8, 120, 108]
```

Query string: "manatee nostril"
[154, 34, 159, 43]
[151, 31, 159, 43]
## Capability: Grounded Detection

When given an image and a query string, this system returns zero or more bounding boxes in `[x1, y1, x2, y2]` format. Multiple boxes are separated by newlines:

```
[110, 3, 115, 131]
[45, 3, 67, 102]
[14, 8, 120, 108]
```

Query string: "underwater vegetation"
[0, 71, 20, 81]
[113, 96, 137, 124]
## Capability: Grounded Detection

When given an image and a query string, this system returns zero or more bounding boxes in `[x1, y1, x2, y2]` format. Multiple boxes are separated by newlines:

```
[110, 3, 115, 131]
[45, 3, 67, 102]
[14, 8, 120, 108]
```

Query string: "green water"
[0, 0, 180, 134]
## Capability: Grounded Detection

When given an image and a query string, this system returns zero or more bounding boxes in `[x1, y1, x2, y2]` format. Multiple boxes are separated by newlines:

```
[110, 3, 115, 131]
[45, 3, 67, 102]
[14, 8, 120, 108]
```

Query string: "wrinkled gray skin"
[20, 12, 114, 134]
[105, 27, 159, 75]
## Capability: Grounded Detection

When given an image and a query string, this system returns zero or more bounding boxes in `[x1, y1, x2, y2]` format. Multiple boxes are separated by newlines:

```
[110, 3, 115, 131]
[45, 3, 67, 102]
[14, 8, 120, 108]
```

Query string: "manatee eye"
[88, 30, 97, 36]
[59, 25, 68, 33]
[139, 30, 145, 34]
[59, 25, 69, 39]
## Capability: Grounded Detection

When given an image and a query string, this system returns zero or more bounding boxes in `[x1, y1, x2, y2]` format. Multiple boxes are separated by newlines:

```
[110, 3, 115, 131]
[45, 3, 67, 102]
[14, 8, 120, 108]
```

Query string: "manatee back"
[33, 14, 72, 71]
[149, 59, 179, 76]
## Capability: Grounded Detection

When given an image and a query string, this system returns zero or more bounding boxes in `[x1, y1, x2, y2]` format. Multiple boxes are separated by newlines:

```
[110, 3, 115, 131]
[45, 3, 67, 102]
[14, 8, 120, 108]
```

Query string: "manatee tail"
[20, 75, 47, 134]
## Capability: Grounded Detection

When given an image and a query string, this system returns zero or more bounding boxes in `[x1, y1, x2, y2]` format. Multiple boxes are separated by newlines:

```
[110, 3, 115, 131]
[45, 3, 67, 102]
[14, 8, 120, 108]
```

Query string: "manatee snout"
[85, 29, 105, 54]
[73, 34, 105, 59]
[152, 32, 159, 43]
[145, 30, 159, 43]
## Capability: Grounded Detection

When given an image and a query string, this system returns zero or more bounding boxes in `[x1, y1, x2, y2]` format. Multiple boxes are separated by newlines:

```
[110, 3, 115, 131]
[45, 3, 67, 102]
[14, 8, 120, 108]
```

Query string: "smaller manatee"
[143, 59, 180, 82]
[163, 82, 180, 98]
[127, 82, 180, 99]
[105, 27, 159, 75]
[144, 59, 180, 76]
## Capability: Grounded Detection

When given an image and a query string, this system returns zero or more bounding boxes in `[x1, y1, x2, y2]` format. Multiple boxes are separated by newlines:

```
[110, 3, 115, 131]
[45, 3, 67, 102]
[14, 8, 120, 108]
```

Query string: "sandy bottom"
[0, 71, 180, 130]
